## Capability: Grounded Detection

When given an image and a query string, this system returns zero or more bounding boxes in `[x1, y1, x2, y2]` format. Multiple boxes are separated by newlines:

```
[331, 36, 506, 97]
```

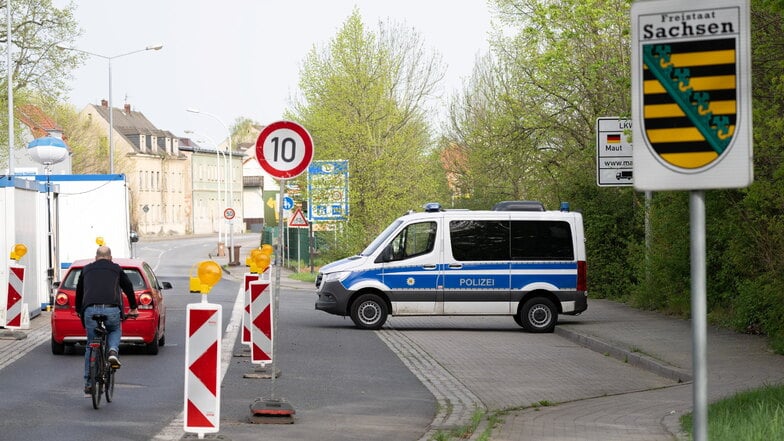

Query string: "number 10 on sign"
[255, 121, 314, 179]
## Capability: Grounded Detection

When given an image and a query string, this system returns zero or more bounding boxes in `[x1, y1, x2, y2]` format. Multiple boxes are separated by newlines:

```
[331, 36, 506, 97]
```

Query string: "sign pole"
[251, 120, 313, 422]
[272, 177, 284, 401]
[690, 190, 708, 441]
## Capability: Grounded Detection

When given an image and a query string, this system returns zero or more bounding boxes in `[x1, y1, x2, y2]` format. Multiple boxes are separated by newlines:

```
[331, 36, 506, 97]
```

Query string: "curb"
[555, 326, 692, 383]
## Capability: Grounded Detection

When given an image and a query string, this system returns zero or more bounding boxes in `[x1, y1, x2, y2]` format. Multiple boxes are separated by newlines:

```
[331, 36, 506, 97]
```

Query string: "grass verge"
[681, 384, 784, 440]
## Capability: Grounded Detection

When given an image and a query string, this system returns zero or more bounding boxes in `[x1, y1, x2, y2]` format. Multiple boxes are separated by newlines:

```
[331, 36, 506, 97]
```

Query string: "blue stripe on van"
[340, 262, 578, 291]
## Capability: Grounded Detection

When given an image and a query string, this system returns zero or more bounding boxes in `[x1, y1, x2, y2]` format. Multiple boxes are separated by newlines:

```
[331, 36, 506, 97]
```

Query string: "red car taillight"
[577, 260, 587, 292]
[55, 292, 69, 306]
[138, 293, 154, 309]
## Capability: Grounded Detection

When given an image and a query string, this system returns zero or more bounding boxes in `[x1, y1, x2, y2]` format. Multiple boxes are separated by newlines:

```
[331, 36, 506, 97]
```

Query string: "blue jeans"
[83, 305, 122, 383]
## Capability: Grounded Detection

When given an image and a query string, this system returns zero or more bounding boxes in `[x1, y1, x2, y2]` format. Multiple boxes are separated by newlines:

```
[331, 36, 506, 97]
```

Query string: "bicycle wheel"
[105, 365, 115, 403]
[88, 347, 103, 409]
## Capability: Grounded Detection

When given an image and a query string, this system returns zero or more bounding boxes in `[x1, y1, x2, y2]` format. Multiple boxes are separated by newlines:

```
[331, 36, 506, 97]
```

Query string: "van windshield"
[360, 219, 404, 256]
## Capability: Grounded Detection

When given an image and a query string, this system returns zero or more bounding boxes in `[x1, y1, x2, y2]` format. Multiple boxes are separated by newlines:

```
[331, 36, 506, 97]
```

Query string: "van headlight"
[323, 271, 351, 283]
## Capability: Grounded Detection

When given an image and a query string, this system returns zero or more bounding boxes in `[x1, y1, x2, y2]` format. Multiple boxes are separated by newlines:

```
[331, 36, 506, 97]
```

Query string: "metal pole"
[216, 149, 223, 247]
[7, 0, 14, 174]
[690, 190, 708, 441]
[645, 191, 652, 285]
[271, 178, 285, 400]
[228, 136, 234, 263]
[108, 59, 114, 174]
[46, 168, 55, 304]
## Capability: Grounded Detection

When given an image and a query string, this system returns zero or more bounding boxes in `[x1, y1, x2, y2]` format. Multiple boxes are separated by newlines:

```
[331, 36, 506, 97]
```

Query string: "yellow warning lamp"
[250, 253, 270, 274]
[246, 248, 263, 267]
[193, 260, 222, 294]
[260, 244, 273, 257]
[95, 236, 105, 246]
[9, 243, 27, 261]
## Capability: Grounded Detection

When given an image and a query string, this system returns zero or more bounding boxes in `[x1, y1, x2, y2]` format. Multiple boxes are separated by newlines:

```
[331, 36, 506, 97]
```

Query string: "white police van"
[315, 202, 587, 332]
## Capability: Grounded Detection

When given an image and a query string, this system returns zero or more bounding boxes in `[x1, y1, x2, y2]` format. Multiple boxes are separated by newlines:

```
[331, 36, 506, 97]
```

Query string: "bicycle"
[86, 312, 137, 409]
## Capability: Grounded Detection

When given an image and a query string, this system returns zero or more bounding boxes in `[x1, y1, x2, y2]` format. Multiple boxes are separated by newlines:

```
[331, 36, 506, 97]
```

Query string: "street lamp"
[186, 108, 236, 264]
[56, 43, 163, 174]
[184, 129, 227, 250]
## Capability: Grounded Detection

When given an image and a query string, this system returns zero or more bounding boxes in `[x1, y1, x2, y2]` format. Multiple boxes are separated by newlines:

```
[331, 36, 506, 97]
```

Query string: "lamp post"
[28, 136, 69, 305]
[186, 108, 235, 263]
[185, 130, 227, 252]
[56, 43, 163, 174]
[7, 1, 14, 175]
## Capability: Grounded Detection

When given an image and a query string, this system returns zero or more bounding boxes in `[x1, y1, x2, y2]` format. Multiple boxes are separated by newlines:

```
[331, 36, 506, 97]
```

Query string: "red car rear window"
[60, 268, 145, 290]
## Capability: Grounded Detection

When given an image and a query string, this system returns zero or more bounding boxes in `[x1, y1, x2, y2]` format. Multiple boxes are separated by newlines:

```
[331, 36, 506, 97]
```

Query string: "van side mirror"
[160, 281, 173, 290]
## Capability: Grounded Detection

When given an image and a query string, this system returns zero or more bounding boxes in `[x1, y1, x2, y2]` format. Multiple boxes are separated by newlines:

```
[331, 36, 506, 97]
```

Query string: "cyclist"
[75, 246, 138, 394]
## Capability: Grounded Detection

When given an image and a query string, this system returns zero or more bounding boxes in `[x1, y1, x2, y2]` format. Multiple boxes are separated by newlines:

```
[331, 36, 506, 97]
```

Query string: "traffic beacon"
[3, 244, 29, 329]
[184, 261, 223, 438]
[243, 247, 279, 379]
[252, 121, 313, 423]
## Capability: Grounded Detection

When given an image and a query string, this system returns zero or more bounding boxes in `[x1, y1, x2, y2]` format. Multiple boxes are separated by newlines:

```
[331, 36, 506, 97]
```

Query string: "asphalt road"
[0, 235, 434, 441]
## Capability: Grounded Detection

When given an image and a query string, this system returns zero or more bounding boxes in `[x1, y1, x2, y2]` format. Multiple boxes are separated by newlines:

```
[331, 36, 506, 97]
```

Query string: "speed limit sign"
[224, 208, 235, 220]
[255, 121, 314, 179]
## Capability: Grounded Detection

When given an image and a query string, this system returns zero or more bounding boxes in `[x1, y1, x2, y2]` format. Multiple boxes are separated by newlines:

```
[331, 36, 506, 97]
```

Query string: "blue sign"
[307, 160, 349, 221]
[282, 196, 294, 210]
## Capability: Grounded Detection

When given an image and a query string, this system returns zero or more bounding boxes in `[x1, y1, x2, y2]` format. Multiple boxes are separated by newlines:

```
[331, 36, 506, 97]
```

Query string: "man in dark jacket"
[75, 246, 138, 394]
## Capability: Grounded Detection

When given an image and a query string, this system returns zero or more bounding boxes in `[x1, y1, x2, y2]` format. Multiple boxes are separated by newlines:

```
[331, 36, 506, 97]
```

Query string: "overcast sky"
[52, 1, 493, 147]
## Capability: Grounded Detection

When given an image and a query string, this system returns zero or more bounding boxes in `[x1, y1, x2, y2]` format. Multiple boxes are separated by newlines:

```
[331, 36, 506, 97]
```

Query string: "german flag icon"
[606, 134, 622, 144]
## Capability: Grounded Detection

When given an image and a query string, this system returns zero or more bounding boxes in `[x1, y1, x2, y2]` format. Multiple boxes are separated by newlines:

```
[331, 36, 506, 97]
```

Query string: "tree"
[0, 0, 82, 167]
[449, 0, 640, 297]
[289, 9, 450, 251]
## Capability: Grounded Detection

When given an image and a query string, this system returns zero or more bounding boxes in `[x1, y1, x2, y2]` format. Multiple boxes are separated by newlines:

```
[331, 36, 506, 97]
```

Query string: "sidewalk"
[0, 310, 51, 371]
[484, 300, 784, 440]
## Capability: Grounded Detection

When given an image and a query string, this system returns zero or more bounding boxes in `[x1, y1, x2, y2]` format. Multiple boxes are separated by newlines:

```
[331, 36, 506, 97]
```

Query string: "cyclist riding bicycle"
[76, 246, 138, 395]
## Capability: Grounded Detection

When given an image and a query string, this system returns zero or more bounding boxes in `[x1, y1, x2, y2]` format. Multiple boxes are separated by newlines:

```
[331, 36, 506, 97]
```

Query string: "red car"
[51, 258, 171, 355]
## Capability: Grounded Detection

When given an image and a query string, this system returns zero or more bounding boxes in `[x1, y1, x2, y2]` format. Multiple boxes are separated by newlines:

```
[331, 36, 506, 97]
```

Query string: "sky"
[52, 1, 494, 147]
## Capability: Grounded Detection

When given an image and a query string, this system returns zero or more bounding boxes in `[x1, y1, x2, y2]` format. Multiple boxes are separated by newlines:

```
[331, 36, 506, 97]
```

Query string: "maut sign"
[631, 0, 752, 190]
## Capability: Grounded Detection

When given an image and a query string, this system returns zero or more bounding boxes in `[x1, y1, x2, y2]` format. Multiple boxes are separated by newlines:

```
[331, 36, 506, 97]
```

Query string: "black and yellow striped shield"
[641, 38, 737, 170]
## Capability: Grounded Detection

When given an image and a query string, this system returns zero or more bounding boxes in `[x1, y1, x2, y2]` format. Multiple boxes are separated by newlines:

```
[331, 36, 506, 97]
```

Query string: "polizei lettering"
[643, 10, 735, 39]
[459, 278, 495, 287]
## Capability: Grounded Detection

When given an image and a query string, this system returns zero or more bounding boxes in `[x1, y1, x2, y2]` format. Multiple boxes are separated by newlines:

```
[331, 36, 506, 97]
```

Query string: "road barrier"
[3, 264, 27, 329]
[184, 302, 222, 436]
[241, 273, 260, 346]
[250, 279, 273, 365]
[183, 260, 222, 437]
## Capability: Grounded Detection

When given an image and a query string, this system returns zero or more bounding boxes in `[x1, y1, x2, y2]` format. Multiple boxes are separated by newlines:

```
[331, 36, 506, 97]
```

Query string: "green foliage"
[0, 0, 82, 168]
[289, 9, 450, 250]
[443, 0, 784, 351]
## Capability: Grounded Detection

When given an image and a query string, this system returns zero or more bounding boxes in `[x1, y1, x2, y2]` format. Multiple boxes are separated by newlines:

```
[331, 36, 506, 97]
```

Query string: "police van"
[315, 202, 587, 332]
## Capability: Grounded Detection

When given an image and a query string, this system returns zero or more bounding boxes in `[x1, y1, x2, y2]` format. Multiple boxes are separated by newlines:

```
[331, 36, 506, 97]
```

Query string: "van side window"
[511, 220, 574, 260]
[388, 221, 437, 262]
[450, 220, 509, 261]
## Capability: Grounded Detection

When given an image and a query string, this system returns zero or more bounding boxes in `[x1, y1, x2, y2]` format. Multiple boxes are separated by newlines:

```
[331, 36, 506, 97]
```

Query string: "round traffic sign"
[224, 208, 235, 220]
[255, 121, 314, 179]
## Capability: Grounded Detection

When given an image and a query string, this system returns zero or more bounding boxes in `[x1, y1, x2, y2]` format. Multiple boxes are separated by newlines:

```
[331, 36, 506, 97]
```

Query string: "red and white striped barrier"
[249, 280, 273, 365]
[241, 273, 259, 346]
[184, 302, 222, 436]
[3, 264, 26, 329]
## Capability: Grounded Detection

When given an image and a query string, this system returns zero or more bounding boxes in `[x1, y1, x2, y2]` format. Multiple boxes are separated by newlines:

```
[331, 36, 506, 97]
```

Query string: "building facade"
[79, 101, 190, 235]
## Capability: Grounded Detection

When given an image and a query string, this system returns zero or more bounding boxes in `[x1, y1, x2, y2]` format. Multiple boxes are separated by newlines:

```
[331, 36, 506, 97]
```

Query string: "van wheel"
[350, 294, 388, 330]
[520, 298, 557, 333]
